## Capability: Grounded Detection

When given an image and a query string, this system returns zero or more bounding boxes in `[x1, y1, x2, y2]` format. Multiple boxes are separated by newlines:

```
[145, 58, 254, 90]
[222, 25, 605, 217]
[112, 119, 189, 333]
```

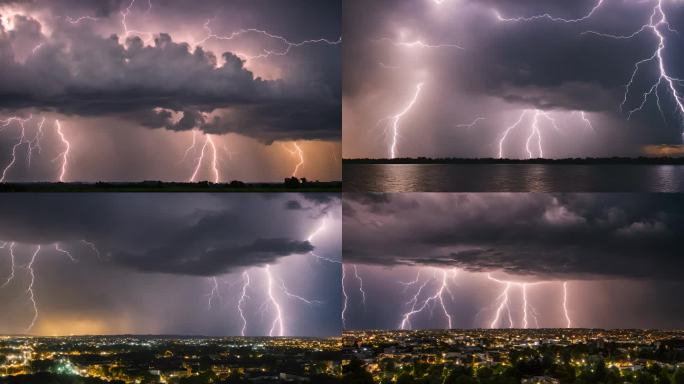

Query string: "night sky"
[0, 194, 341, 337]
[343, 193, 684, 330]
[0, 0, 341, 182]
[343, 0, 684, 159]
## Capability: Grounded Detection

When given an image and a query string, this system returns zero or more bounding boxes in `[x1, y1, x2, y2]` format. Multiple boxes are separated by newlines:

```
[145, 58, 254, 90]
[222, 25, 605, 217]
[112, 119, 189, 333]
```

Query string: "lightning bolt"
[380, 83, 425, 159]
[563, 281, 573, 328]
[488, 280, 513, 329]
[374, 37, 464, 50]
[582, 0, 684, 130]
[486, 274, 572, 329]
[197, 19, 341, 61]
[1, 242, 17, 288]
[496, 0, 682, 135]
[1, 115, 32, 183]
[1, 117, 71, 182]
[27, 117, 45, 169]
[579, 111, 595, 131]
[456, 117, 486, 129]
[498, 110, 528, 159]
[189, 134, 220, 183]
[399, 269, 454, 330]
[279, 279, 323, 305]
[264, 265, 284, 337]
[207, 277, 221, 310]
[525, 110, 545, 159]
[352, 265, 367, 310]
[237, 271, 250, 336]
[120, 0, 154, 43]
[341, 265, 348, 329]
[498, 110, 582, 159]
[24, 245, 40, 333]
[66, 16, 99, 24]
[53, 243, 77, 262]
[494, 0, 606, 23]
[307, 220, 340, 264]
[1, 242, 81, 333]
[283, 142, 305, 178]
[54, 120, 71, 182]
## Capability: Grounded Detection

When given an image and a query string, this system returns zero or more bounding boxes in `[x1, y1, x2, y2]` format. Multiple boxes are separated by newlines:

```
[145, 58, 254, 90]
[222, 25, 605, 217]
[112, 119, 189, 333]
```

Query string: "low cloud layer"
[0, 193, 340, 275]
[344, 193, 684, 281]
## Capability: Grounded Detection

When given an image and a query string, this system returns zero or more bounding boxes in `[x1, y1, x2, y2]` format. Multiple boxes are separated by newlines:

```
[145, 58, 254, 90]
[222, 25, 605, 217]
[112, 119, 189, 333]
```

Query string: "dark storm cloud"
[346, 0, 678, 111]
[343, 193, 684, 281]
[344, 0, 684, 156]
[0, 194, 339, 276]
[0, 0, 341, 143]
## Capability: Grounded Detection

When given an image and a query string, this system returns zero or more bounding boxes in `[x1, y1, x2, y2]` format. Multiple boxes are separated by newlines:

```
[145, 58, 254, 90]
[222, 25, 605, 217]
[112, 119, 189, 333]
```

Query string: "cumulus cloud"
[0, 0, 341, 143]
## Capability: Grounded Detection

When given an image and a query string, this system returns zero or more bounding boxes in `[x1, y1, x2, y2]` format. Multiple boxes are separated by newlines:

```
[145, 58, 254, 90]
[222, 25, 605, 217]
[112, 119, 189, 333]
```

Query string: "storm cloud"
[0, 0, 341, 182]
[343, 193, 684, 281]
[0, 194, 342, 336]
[0, 0, 340, 143]
[343, 0, 684, 158]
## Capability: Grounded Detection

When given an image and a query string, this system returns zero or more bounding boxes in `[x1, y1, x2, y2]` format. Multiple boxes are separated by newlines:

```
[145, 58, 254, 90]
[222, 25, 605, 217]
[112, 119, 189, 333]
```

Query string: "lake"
[343, 164, 684, 192]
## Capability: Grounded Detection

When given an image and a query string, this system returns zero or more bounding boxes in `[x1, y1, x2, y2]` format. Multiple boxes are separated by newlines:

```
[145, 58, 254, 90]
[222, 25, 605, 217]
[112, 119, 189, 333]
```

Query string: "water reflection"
[343, 164, 684, 192]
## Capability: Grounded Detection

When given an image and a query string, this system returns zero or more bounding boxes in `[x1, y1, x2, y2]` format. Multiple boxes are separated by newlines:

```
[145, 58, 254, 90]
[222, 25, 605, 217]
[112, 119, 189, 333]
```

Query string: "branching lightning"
[496, 0, 683, 135]
[497, 110, 588, 159]
[399, 269, 456, 330]
[582, 0, 684, 130]
[494, 0, 606, 23]
[264, 266, 284, 337]
[0, 116, 72, 182]
[484, 274, 574, 329]
[54, 120, 71, 182]
[284, 143, 305, 178]
[207, 277, 222, 310]
[379, 83, 424, 159]
[352, 265, 367, 310]
[6, 2, 339, 183]
[54, 243, 78, 262]
[196, 19, 341, 61]
[188, 133, 220, 183]
[1, 115, 33, 182]
[237, 272, 251, 336]
[199, 219, 334, 336]
[307, 220, 340, 264]
[456, 117, 486, 129]
[24, 246, 40, 333]
[374, 37, 464, 50]
[1, 242, 16, 288]
[0, 242, 88, 333]
[341, 265, 348, 329]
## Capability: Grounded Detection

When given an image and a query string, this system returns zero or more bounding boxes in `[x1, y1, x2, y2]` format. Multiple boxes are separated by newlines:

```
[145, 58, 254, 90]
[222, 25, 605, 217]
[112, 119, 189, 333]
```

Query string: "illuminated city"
[342, 329, 684, 384]
[0, 336, 341, 383]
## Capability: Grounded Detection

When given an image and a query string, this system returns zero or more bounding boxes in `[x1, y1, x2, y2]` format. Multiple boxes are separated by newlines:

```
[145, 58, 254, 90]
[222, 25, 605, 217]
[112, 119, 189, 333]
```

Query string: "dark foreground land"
[343, 329, 684, 384]
[0, 335, 341, 384]
[0, 178, 342, 192]
[344, 157, 684, 165]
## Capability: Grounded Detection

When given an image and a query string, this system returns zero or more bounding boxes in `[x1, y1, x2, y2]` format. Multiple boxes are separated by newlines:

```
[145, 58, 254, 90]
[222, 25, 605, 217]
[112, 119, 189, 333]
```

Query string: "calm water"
[343, 164, 684, 192]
